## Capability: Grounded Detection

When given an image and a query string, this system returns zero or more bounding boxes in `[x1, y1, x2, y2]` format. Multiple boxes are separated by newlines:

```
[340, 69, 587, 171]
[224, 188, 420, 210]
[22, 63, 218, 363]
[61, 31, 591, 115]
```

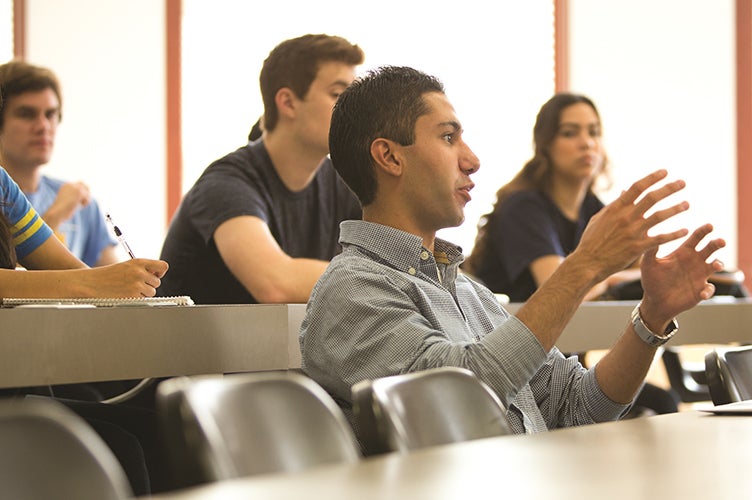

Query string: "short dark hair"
[0, 60, 62, 129]
[329, 66, 445, 206]
[259, 34, 364, 133]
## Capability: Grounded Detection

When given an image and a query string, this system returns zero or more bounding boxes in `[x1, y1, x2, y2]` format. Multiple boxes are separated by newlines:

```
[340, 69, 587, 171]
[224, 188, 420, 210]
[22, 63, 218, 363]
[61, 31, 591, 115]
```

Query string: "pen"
[106, 213, 136, 259]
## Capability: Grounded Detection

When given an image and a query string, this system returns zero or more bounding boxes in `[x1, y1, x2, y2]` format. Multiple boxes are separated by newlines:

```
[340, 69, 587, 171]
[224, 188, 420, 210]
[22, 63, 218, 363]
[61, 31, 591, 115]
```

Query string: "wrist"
[637, 298, 672, 333]
[559, 252, 602, 291]
[631, 301, 678, 347]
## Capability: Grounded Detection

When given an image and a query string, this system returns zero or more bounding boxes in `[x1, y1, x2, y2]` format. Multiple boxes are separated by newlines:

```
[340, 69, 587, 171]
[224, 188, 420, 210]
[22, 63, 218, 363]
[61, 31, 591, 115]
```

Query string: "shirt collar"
[338, 220, 465, 271]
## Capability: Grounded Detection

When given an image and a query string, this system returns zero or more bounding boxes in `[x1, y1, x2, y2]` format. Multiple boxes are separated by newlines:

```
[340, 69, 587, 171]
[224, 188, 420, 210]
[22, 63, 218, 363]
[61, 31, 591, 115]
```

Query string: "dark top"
[158, 140, 362, 304]
[472, 190, 604, 302]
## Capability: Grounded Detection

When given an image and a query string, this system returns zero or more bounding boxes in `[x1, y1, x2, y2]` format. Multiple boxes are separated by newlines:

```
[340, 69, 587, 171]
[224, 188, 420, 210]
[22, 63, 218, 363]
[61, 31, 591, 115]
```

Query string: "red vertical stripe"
[738, 0, 752, 290]
[554, 0, 569, 92]
[12, 0, 25, 58]
[165, 0, 182, 225]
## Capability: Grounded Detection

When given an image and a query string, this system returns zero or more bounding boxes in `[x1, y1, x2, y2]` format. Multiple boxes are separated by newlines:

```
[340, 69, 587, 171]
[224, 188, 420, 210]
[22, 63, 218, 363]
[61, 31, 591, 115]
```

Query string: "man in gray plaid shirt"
[300, 66, 725, 434]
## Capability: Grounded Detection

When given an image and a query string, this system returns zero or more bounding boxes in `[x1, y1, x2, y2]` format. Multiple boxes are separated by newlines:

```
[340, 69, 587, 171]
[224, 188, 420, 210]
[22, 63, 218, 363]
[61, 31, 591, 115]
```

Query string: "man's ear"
[370, 138, 403, 177]
[274, 87, 297, 119]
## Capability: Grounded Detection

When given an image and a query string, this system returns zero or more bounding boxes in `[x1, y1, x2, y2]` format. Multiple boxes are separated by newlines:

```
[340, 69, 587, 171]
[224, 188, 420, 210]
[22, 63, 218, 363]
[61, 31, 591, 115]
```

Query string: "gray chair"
[0, 397, 133, 500]
[352, 367, 512, 455]
[157, 372, 361, 489]
[705, 345, 752, 405]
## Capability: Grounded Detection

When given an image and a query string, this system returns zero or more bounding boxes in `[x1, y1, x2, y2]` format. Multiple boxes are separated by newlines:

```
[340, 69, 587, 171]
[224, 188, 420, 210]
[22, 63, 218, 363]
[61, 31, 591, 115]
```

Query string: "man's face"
[398, 92, 480, 234]
[0, 88, 60, 170]
[292, 61, 356, 156]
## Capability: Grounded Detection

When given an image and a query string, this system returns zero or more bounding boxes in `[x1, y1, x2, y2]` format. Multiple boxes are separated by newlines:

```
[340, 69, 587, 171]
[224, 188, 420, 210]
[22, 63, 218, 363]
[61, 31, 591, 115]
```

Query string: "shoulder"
[0, 169, 28, 208]
[313, 249, 406, 299]
[191, 144, 267, 195]
[40, 176, 65, 190]
[489, 190, 551, 227]
[0, 167, 16, 194]
[498, 189, 550, 216]
[204, 144, 261, 176]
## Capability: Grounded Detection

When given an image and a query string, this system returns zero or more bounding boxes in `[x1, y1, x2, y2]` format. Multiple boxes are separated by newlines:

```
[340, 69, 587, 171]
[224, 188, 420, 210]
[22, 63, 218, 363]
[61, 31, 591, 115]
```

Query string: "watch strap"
[630, 303, 679, 347]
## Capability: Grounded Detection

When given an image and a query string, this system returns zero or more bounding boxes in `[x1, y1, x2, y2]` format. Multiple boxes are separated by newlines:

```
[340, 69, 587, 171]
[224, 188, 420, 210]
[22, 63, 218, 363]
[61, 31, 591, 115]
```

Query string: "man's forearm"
[594, 323, 658, 404]
[515, 252, 601, 351]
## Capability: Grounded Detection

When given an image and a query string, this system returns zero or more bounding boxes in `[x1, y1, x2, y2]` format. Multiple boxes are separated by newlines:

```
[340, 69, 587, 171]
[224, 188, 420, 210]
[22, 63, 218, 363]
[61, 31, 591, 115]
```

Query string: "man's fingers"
[648, 228, 690, 248]
[634, 179, 686, 215]
[644, 201, 689, 228]
[617, 169, 670, 206]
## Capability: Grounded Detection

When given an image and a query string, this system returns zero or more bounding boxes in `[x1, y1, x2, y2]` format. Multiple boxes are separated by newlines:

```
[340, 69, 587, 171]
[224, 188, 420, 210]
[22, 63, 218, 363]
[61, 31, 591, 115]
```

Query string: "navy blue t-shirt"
[472, 190, 604, 302]
[158, 140, 362, 304]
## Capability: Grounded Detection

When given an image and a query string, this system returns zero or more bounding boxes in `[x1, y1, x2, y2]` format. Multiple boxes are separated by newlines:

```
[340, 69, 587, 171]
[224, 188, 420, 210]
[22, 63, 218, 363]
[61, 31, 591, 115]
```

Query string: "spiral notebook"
[1, 296, 194, 308]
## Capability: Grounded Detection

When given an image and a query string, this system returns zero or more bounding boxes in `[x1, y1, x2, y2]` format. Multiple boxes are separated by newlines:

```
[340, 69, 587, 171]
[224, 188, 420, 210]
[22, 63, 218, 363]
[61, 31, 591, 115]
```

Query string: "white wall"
[182, 0, 557, 254]
[569, 0, 737, 267]
[24, 0, 166, 257]
[15, 0, 739, 266]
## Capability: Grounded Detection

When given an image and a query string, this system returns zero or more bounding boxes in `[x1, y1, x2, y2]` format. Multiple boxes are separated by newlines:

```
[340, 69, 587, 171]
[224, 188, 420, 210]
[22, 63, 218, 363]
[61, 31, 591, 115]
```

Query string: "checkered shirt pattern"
[300, 220, 630, 434]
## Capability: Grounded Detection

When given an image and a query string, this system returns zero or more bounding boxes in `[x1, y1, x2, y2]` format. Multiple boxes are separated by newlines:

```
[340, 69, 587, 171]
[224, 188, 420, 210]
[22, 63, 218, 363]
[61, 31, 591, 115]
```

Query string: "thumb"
[641, 246, 659, 269]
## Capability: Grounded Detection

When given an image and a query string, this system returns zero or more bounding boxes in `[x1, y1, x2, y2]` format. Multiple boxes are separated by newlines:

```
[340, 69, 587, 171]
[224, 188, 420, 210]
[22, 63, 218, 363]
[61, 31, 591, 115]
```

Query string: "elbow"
[251, 283, 306, 304]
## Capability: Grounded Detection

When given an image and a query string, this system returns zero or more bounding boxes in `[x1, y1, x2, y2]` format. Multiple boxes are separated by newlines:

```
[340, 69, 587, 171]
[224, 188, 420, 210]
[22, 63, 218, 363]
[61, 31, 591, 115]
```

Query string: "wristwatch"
[630, 303, 679, 347]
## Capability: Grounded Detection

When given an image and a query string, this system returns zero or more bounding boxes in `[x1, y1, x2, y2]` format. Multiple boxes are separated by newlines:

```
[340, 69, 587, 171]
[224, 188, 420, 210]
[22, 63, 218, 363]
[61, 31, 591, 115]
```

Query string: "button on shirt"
[300, 220, 630, 434]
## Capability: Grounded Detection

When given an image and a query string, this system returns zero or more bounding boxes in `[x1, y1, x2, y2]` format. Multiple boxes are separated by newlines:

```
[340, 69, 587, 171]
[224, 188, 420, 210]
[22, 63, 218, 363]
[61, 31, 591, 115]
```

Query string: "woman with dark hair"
[463, 92, 640, 300]
[464, 92, 678, 415]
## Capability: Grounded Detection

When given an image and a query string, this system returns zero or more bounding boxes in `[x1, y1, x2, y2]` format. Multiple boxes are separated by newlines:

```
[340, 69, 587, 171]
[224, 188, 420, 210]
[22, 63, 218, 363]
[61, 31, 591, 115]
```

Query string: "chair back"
[705, 345, 752, 405]
[352, 367, 512, 454]
[0, 397, 132, 500]
[157, 372, 360, 488]
[661, 347, 710, 403]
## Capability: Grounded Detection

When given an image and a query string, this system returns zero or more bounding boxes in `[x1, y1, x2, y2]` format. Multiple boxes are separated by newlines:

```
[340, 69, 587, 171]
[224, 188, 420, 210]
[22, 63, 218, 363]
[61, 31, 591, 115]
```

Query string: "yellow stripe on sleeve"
[12, 212, 46, 246]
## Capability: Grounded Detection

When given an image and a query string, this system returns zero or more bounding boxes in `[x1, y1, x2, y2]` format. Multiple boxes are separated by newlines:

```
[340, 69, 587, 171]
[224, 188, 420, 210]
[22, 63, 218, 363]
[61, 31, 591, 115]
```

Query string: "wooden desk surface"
[2, 298, 750, 389]
[0, 303, 306, 389]
[148, 410, 752, 499]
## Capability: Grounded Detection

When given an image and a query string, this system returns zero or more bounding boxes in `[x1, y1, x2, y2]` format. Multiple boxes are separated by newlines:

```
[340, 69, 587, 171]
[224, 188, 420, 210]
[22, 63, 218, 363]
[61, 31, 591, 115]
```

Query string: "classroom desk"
[0, 303, 306, 389]
[505, 297, 752, 352]
[146, 410, 752, 499]
[2, 298, 751, 389]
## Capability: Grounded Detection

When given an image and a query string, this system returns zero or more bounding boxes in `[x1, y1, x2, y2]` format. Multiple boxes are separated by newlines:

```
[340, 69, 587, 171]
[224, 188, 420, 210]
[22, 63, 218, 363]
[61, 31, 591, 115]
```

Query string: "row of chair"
[662, 344, 752, 406]
[1, 345, 751, 498]
[157, 366, 513, 489]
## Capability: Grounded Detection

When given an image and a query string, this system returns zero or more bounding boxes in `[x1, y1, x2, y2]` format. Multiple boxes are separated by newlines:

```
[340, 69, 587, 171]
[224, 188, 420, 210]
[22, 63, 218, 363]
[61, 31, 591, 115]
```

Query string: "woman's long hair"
[464, 93, 611, 275]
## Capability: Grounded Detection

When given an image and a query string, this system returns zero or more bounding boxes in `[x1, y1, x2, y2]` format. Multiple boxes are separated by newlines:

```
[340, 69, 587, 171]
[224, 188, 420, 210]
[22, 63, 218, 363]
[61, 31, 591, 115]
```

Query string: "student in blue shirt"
[0, 60, 118, 267]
